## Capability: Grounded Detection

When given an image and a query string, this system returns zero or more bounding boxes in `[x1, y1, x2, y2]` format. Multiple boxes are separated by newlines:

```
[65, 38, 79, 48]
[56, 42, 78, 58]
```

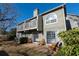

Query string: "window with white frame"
[46, 13, 57, 24]
[47, 31, 56, 42]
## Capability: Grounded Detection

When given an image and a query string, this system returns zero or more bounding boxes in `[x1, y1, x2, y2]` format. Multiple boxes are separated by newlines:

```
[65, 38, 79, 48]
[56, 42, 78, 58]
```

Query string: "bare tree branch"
[0, 3, 18, 31]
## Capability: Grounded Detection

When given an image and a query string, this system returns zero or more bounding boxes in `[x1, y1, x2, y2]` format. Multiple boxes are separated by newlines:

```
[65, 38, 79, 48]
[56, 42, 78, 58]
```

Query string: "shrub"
[55, 44, 79, 56]
[0, 35, 8, 41]
[16, 37, 30, 44]
[39, 38, 46, 45]
[57, 28, 79, 56]
[7, 28, 16, 41]
[58, 28, 79, 45]
[19, 37, 28, 44]
[7, 34, 16, 40]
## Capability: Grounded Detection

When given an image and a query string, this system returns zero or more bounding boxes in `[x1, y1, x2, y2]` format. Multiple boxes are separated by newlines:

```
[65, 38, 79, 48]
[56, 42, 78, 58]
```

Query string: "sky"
[0, 3, 79, 31]
[13, 3, 79, 24]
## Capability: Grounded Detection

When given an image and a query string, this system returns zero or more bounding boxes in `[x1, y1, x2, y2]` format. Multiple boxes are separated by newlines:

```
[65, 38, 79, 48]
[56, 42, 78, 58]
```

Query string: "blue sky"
[0, 3, 79, 23]
[13, 3, 79, 24]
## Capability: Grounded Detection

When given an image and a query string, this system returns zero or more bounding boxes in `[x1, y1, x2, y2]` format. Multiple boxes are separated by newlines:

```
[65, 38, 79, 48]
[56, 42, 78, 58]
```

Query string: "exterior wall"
[16, 4, 79, 44]
[16, 32, 23, 39]
[42, 7, 66, 43]
[24, 32, 43, 42]
[66, 15, 79, 29]
[16, 16, 43, 39]
[16, 5, 68, 44]
[37, 16, 43, 31]
[38, 33, 44, 41]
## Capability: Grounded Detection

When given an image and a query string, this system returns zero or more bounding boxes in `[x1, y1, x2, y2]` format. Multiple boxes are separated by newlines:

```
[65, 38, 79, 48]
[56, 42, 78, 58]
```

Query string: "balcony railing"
[17, 23, 24, 31]
[24, 18, 37, 30]
[17, 18, 37, 31]
[17, 16, 43, 32]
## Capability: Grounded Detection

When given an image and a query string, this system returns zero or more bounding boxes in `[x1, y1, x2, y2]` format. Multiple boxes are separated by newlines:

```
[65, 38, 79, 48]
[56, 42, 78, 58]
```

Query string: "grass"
[0, 40, 57, 56]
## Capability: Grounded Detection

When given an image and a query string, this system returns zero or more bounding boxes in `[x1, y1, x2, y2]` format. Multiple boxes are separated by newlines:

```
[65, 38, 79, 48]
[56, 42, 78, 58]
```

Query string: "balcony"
[17, 23, 24, 32]
[17, 16, 43, 32]
[24, 18, 37, 30]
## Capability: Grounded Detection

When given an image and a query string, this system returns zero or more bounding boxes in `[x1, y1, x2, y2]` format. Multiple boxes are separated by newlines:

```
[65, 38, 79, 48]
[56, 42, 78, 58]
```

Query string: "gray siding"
[43, 7, 66, 43]
[66, 15, 79, 29]
[37, 16, 43, 31]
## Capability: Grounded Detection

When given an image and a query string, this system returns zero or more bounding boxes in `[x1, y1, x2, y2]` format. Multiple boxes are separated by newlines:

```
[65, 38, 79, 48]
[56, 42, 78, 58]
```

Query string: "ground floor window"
[47, 31, 56, 43]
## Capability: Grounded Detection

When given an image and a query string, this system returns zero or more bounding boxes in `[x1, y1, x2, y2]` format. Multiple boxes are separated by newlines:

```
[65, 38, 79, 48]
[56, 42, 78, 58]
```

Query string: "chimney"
[33, 8, 39, 17]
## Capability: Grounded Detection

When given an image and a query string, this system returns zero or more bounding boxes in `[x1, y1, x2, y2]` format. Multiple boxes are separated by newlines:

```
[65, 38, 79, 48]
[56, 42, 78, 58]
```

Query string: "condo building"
[16, 4, 79, 44]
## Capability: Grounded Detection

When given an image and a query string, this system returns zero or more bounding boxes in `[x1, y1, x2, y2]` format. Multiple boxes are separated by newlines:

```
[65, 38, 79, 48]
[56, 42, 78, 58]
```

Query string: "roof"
[18, 16, 37, 25]
[18, 4, 66, 25]
[40, 4, 66, 16]
[67, 13, 79, 17]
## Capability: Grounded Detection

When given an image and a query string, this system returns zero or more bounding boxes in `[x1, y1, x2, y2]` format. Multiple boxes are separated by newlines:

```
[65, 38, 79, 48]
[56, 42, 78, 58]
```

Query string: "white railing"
[25, 18, 37, 30]
[17, 24, 24, 31]
[17, 18, 37, 31]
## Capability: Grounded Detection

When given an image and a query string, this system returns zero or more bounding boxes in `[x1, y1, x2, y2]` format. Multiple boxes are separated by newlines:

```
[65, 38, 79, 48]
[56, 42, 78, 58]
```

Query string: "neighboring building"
[66, 14, 79, 29]
[16, 4, 79, 44]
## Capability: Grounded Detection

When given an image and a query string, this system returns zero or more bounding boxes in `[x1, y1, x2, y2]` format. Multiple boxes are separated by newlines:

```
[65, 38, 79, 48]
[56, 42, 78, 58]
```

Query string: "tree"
[0, 28, 6, 34]
[0, 3, 18, 32]
[7, 28, 16, 40]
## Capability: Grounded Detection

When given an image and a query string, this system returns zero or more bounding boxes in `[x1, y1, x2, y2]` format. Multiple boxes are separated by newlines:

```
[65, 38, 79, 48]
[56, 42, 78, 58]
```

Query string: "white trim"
[45, 13, 58, 25]
[46, 31, 57, 43]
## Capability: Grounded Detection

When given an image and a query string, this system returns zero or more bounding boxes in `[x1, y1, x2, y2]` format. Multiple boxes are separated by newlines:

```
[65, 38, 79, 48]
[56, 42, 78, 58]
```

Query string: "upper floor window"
[46, 13, 57, 24]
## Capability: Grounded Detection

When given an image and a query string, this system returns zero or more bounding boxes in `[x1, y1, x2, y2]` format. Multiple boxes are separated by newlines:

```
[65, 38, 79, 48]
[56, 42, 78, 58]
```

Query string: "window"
[46, 13, 57, 24]
[47, 31, 56, 43]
